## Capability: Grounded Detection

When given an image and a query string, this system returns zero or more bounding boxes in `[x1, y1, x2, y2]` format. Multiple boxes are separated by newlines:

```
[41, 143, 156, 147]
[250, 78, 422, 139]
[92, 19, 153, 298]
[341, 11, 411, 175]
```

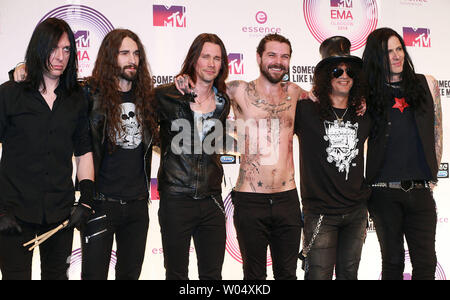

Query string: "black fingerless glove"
[0, 209, 22, 234]
[67, 180, 95, 231]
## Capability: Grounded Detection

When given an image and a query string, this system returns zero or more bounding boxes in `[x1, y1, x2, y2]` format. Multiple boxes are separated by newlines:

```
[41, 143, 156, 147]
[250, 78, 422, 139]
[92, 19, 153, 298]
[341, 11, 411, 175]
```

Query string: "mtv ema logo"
[228, 53, 244, 75]
[330, 0, 353, 8]
[303, 0, 378, 51]
[153, 5, 186, 27]
[403, 27, 431, 47]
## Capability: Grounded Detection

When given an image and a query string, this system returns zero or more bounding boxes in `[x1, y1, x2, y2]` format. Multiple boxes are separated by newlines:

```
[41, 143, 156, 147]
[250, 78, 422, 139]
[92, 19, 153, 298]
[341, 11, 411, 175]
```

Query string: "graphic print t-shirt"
[96, 90, 148, 200]
[295, 100, 372, 215]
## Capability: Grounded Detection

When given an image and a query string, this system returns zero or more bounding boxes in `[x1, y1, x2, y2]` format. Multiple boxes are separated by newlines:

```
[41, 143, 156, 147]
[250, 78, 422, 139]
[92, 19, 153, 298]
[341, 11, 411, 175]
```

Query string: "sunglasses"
[332, 67, 355, 79]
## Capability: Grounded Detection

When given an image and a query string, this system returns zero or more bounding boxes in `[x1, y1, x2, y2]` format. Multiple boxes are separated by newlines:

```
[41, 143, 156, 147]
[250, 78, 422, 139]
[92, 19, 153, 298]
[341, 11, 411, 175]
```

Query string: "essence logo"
[255, 11, 268, 24]
[228, 53, 244, 75]
[39, 5, 114, 77]
[153, 5, 186, 28]
[303, 0, 378, 51]
[242, 11, 281, 37]
[403, 27, 431, 48]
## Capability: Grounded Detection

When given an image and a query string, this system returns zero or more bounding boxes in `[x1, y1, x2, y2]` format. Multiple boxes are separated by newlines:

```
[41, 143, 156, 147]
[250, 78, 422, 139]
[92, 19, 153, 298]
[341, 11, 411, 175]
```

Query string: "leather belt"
[371, 180, 430, 192]
[95, 193, 147, 205]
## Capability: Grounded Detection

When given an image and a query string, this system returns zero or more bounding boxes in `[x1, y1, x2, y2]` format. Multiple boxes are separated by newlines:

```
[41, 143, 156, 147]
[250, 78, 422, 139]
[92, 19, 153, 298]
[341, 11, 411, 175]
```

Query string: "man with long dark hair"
[295, 36, 371, 280]
[0, 18, 94, 280]
[80, 29, 157, 280]
[363, 28, 442, 280]
[9, 28, 157, 280]
[155, 33, 230, 280]
[176, 33, 308, 280]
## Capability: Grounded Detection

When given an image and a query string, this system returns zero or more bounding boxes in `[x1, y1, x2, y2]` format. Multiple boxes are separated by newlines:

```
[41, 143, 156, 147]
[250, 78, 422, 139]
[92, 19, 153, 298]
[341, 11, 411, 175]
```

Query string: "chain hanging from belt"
[299, 214, 324, 261]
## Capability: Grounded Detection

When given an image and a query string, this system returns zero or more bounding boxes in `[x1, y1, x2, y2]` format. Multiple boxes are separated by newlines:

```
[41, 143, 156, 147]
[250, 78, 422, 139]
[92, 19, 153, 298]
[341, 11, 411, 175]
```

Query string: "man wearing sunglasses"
[295, 36, 371, 280]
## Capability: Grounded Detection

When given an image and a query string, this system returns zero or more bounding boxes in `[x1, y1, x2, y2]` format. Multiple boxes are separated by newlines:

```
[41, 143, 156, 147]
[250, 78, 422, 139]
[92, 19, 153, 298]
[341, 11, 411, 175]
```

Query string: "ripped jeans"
[302, 205, 368, 280]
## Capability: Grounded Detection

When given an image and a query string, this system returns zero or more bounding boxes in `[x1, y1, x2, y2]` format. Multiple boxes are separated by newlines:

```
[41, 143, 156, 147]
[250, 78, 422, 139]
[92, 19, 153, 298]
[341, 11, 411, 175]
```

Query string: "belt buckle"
[400, 180, 413, 192]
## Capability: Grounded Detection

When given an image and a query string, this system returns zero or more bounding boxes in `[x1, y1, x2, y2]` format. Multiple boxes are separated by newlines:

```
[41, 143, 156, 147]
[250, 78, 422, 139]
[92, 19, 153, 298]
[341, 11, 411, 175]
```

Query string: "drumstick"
[23, 220, 69, 251]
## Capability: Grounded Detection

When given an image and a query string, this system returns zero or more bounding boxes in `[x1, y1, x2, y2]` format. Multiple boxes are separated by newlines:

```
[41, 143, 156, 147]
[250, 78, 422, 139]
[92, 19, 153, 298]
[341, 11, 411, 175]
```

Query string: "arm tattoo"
[432, 78, 443, 166]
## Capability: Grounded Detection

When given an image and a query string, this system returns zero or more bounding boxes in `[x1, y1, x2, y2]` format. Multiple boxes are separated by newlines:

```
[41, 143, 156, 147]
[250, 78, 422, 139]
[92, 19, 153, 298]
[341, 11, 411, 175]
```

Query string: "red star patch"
[392, 97, 409, 113]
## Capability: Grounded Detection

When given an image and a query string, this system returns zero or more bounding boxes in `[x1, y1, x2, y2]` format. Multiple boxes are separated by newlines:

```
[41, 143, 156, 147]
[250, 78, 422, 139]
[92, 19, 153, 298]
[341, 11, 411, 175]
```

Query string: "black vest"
[366, 74, 438, 183]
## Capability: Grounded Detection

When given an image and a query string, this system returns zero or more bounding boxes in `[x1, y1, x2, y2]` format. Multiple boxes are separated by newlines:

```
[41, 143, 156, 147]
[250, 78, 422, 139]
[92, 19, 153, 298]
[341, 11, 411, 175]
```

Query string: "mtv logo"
[403, 27, 431, 47]
[228, 53, 244, 75]
[74, 30, 90, 48]
[330, 0, 353, 8]
[153, 5, 186, 27]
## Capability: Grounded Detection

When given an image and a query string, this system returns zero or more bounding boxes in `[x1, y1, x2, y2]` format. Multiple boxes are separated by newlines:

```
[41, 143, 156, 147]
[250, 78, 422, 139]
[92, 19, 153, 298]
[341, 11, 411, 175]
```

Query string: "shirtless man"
[177, 34, 308, 280]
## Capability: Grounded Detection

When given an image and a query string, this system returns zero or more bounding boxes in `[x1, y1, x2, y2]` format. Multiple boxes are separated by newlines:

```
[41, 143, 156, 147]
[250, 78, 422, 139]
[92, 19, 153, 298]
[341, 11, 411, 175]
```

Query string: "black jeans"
[81, 199, 149, 280]
[369, 187, 437, 280]
[0, 220, 74, 280]
[302, 206, 368, 280]
[232, 189, 302, 280]
[158, 192, 226, 280]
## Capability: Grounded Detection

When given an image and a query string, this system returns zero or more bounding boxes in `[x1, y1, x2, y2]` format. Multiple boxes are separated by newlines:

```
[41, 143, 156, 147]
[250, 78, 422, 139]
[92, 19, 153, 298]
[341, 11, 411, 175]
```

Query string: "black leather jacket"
[155, 83, 230, 199]
[80, 80, 153, 196]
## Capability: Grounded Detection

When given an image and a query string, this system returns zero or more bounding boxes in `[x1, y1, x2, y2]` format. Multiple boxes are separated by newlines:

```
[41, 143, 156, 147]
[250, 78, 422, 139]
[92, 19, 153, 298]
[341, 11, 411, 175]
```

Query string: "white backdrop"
[0, 0, 450, 280]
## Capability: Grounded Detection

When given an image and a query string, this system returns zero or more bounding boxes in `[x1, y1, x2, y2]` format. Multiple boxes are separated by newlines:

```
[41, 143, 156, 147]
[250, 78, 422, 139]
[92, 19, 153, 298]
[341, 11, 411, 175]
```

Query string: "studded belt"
[371, 180, 431, 192]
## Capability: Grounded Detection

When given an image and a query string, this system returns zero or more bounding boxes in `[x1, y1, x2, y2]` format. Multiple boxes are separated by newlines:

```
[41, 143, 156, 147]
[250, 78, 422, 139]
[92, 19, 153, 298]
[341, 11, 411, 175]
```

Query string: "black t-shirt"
[375, 83, 432, 182]
[295, 100, 372, 215]
[96, 90, 148, 200]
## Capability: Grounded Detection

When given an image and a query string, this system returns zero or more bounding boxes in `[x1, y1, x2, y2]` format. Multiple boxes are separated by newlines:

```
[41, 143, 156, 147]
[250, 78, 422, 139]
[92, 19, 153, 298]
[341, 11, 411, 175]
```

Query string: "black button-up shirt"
[0, 81, 92, 224]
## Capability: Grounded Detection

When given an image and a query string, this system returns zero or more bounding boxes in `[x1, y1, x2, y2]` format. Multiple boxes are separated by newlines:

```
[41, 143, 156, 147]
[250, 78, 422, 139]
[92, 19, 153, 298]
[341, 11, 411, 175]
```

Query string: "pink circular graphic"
[68, 248, 117, 279]
[255, 11, 268, 24]
[378, 250, 446, 280]
[303, 0, 378, 51]
[224, 192, 272, 266]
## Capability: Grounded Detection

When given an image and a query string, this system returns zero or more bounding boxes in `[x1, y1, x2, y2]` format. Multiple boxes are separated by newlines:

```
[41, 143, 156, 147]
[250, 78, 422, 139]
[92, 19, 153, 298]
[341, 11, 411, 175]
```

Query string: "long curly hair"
[89, 29, 158, 148]
[362, 28, 427, 137]
[312, 60, 366, 122]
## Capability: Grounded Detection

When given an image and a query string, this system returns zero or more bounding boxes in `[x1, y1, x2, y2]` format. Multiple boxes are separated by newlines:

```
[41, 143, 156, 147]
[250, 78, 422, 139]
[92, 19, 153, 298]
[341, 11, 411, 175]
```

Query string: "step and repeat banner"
[1, 0, 450, 280]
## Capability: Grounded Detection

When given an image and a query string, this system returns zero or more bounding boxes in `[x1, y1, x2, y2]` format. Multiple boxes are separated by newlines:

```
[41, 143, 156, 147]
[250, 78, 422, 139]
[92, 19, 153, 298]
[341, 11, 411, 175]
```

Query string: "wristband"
[79, 179, 95, 207]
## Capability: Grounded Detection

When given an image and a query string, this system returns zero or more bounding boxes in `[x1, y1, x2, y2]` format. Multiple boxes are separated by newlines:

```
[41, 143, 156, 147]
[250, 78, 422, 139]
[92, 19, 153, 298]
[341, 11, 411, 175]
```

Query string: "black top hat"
[315, 36, 362, 73]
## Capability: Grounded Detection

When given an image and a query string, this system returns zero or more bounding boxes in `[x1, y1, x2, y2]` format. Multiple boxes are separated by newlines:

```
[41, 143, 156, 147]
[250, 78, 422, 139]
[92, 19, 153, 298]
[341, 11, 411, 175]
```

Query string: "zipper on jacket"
[143, 135, 153, 203]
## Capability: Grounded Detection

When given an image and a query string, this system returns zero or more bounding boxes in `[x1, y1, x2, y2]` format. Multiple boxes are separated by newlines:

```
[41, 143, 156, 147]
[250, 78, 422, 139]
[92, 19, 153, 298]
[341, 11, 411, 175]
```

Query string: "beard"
[119, 65, 138, 82]
[259, 63, 287, 84]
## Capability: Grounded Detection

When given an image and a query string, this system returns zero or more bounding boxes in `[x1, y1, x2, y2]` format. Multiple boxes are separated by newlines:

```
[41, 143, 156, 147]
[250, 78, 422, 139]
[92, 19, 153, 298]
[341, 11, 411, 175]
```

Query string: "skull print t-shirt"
[294, 99, 372, 215]
[96, 90, 148, 201]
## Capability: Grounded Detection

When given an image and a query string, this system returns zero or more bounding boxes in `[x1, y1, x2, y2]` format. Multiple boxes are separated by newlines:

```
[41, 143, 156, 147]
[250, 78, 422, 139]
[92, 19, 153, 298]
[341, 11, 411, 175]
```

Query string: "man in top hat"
[295, 36, 371, 280]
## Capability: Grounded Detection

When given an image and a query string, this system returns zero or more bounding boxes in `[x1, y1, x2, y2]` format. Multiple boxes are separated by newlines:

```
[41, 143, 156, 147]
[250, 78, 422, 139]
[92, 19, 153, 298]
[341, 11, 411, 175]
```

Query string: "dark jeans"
[232, 189, 302, 280]
[81, 199, 149, 280]
[303, 206, 367, 280]
[0, 220, 74, 280]
[158, 192, 226, 280]
[368, 187, 437, 280]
